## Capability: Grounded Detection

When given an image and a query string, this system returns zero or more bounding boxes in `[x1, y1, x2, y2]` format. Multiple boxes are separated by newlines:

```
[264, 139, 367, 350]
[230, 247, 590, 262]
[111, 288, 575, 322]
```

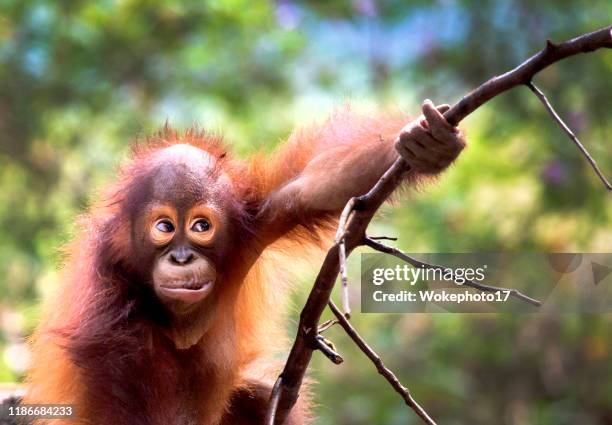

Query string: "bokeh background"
[0, 1, 611, 424]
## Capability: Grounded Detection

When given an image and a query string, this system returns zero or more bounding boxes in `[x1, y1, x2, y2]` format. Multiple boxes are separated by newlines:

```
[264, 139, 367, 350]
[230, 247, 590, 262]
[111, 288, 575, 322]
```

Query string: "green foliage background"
[0, 1, 611, 424]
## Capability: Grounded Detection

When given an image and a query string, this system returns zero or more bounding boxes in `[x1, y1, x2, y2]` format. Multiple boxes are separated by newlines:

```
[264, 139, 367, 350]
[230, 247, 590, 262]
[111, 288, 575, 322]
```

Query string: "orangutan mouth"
[159, 280, 214, 304]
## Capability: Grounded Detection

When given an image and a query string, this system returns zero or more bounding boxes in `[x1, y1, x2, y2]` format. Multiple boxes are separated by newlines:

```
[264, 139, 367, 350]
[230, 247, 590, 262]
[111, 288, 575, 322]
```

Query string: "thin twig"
[338, 239, 351, 318]
[364, 237, 541, 306]
[526, 81, 611, 191]
[314, 335, 344, 364]
[337, 197, 356, 317]
[317, 319, 339, 333]
[369, 235, 399, 241]
[328, 300, 437, 425]
[265, 377, 283, 425]
[335, 197, 357, 243]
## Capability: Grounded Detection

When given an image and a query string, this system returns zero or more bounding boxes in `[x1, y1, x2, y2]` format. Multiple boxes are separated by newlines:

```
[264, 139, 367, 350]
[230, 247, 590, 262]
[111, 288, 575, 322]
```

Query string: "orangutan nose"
[169, 247, 195, 265]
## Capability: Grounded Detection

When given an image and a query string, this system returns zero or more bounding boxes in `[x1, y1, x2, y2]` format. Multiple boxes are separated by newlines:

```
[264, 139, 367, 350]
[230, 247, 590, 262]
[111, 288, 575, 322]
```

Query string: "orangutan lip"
[181, 280, 205, 290]
[159, 280, 214, 303]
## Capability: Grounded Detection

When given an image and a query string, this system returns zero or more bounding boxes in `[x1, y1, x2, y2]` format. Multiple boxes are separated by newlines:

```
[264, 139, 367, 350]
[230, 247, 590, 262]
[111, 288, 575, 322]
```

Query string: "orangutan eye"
[155, 219, 175, 233]
[191, 219, 211, 233]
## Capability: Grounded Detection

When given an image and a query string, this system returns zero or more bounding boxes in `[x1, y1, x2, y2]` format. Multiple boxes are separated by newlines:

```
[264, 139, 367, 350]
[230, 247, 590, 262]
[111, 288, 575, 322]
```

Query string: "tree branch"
[526, 81, 611, 190]
[328, 300, 437, 425]
[313, 334, 344, 365]
[267, 26, 612, 425]
[443, 27, 612, 126]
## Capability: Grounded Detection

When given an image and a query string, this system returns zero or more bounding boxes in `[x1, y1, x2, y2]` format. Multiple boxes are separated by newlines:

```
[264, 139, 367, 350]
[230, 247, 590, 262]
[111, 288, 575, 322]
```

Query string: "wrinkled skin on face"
[127, 144, 237, 317]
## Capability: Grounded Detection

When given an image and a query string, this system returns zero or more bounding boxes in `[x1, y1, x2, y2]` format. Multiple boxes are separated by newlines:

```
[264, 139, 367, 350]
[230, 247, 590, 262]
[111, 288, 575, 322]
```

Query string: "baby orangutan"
[24, 100, 464, 425]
